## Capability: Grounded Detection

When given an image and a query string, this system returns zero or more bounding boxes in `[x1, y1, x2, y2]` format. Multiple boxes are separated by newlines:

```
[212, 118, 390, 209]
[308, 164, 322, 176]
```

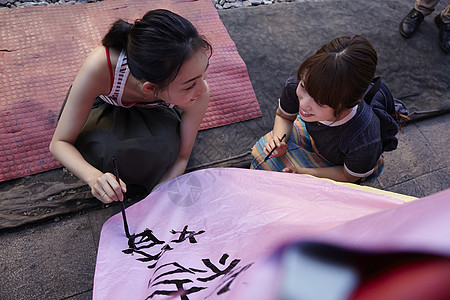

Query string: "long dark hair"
[102, 9, 212, 94]
[297, 35, 377, 117]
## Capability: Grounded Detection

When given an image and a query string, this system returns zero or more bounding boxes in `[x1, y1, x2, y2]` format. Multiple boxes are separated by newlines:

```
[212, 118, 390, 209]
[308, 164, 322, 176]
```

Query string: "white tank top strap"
[109, 50, 129, 105]
[99, 50, 175, 109]
[99, 50, 130, 107]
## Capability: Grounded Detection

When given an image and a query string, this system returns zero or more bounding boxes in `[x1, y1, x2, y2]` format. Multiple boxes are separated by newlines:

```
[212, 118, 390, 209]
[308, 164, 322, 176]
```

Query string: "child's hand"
[282, 166, 304, 174]
[263, 135, 287, 157]
[91, 173, 127, 204]
[282, 167, 296, 173]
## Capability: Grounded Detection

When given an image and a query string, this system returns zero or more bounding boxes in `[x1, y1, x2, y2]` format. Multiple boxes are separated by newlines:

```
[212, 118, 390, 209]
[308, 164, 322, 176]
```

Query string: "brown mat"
[0, 0, 261, 182]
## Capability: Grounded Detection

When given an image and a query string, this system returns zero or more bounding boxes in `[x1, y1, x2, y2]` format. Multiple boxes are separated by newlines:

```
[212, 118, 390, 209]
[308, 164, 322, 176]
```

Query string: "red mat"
[0, 0, 261, 182]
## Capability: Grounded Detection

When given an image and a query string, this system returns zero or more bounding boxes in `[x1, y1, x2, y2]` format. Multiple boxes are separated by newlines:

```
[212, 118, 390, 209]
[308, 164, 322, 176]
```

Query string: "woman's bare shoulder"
[82, 46, 111, 73]
[75, 46, 115, 94]
[62, 46, 111, 100]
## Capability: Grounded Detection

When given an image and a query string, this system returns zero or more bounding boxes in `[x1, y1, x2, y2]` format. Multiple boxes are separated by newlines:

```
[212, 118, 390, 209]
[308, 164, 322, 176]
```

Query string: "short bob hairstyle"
[297, 35, 377, 118]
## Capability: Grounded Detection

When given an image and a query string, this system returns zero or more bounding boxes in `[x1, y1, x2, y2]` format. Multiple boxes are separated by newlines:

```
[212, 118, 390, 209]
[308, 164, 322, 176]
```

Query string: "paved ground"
[1, 0, 449, 299]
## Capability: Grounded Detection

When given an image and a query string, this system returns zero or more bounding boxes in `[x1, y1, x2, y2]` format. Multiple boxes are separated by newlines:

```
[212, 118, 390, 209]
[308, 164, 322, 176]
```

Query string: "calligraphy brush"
[112, 155, 136, 249]
[255, 133, 287, 169]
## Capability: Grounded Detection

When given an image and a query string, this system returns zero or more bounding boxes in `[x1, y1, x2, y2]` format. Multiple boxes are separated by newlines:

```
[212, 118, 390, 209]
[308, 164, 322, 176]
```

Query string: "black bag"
[340, 77, 409, 153]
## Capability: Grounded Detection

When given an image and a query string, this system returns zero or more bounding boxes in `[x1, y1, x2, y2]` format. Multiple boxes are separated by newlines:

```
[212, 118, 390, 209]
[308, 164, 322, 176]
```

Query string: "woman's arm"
[49, 46, 126, 203]
[154, 82, 210, 189]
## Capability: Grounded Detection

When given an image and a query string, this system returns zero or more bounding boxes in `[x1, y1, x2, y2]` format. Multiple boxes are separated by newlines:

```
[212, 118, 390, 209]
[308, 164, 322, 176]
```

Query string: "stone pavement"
[1, 1, 449, 299]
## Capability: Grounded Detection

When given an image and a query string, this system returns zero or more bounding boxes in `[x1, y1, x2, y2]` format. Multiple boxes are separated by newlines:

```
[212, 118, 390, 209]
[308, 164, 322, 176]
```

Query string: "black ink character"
[171, 225, 205, 243]
[123, 226, 205, 269]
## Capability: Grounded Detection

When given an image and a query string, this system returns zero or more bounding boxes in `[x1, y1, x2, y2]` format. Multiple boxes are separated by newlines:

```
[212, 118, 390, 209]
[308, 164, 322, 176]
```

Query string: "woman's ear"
[142, 82, 157, 94]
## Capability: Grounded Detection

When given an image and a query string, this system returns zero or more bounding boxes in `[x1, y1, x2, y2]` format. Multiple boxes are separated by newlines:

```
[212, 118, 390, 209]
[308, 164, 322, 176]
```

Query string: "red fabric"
[104, 46, 114, 91]
[350, 258, 450, 300]
[0, 0, 261, 182]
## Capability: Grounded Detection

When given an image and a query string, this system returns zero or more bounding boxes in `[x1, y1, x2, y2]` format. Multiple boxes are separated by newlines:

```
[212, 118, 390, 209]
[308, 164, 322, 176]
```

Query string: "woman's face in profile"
[158, 50, 209, 108]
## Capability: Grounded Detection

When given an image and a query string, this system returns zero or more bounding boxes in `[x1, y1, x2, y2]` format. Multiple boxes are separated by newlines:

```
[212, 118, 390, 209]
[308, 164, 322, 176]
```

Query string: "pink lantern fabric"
[240, 188, 450, 300]
[93, 168, 413, 299]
